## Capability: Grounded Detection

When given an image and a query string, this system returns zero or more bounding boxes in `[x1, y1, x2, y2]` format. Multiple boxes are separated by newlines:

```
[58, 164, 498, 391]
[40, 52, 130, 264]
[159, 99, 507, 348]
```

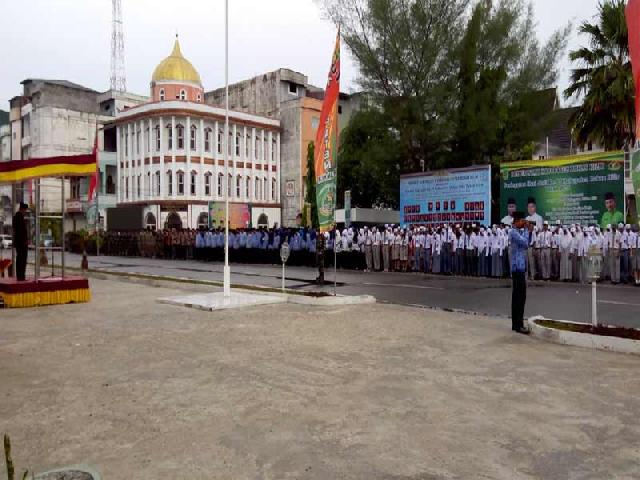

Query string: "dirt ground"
[1, 278, 639, 479]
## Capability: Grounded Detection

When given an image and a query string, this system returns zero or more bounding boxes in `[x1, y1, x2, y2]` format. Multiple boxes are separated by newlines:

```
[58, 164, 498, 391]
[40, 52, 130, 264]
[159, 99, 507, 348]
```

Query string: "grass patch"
[536, 320, 640, 341]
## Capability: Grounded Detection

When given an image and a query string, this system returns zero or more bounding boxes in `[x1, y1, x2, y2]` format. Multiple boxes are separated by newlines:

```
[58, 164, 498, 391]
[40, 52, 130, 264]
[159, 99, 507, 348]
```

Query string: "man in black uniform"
[13, 202, 29, 281]
[316, 231, 326, 286]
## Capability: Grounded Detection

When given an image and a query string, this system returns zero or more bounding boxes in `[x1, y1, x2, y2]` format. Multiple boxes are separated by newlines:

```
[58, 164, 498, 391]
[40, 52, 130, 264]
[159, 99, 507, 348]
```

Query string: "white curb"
[528, 316, 640, 356]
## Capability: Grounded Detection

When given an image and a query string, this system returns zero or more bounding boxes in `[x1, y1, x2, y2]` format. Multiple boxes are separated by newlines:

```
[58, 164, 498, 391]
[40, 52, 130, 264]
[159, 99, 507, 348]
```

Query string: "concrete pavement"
[59, 253, 640, 328]
[1, 278, 639, 479]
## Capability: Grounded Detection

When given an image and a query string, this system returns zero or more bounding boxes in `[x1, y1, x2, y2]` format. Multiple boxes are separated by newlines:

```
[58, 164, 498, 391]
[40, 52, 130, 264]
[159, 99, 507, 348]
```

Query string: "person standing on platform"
[12, 203, 29, 281]
[509, 212, 532, 334]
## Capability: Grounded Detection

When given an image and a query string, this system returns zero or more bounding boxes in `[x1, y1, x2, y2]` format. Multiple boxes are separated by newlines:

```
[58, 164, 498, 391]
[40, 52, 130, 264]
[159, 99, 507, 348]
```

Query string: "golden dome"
[152, 38, 202, 85]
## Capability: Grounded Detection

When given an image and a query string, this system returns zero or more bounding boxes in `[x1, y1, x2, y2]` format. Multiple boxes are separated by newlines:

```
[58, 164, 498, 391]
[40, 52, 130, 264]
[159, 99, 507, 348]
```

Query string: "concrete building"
[0, 124, 11, 232]
[205, 68, 363, 226]
[8, 79, 147, 232]
[114, 38, 281, 230]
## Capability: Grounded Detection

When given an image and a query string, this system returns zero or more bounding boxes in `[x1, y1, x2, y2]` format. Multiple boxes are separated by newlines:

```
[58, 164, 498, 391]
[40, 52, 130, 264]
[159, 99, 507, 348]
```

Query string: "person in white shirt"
[609, 224, 623, 283]
[392, 229, 402, 272]
[539, 221, 552, 280]
[425, 228, 433, 273]
[621, 224, 632, 283]
[632, 226, 640, 285]
[372, 227, 382, 271]
[551, 223, 561, 280]
[432, 227, 442, 274]
[382, 226, 391, 272]
[559, 227, 572, 281]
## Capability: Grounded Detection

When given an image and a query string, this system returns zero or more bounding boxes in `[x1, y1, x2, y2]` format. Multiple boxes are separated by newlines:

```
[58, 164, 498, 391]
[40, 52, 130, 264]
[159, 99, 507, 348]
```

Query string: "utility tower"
[110, 0, 126, 92]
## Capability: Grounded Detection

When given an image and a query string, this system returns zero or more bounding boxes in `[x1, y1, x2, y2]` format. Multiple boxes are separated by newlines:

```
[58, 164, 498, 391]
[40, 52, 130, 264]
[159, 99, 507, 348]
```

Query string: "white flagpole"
[223, 0, 231, 297]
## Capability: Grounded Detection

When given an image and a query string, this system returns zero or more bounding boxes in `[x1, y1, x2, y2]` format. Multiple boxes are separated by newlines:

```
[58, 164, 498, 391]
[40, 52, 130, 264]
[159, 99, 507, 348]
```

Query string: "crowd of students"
[101, 220, 640, 285]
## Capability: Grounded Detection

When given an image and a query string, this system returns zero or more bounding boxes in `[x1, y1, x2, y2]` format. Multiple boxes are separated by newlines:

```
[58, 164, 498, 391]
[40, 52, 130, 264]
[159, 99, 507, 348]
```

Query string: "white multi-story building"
[114, 37, 281, 229]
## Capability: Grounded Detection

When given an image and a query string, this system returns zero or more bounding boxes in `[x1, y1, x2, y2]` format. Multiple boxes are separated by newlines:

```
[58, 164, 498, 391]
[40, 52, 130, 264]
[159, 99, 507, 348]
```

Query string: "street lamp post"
[223, 0, 231, 297]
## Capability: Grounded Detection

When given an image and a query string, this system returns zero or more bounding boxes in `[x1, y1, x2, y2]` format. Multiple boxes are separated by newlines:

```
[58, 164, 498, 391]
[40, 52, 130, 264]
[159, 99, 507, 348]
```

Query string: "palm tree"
[564, 0, 635, 150]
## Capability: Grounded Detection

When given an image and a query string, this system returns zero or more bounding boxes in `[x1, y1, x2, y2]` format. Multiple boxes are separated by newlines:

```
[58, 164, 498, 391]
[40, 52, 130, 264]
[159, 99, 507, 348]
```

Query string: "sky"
[0, 0, 601, 108]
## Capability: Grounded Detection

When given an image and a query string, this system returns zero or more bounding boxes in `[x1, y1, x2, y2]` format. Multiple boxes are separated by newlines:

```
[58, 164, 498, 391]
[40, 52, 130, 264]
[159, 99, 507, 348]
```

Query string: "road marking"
[598, 300, 640, 307]
[362, 282, 444, 290]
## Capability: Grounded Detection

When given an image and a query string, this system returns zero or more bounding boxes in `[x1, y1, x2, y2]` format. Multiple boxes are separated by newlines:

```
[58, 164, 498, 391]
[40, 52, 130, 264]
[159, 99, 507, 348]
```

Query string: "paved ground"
[55, 253, 640, 328]
[1, 278, 639, 479]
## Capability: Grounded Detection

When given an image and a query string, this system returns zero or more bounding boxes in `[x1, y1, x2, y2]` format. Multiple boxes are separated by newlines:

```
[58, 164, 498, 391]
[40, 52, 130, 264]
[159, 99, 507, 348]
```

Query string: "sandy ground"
[1, 278, 639, 479]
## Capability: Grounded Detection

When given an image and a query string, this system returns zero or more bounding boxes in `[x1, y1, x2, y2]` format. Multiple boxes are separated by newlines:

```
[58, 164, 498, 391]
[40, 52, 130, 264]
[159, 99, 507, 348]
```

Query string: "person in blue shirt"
[510, 211, 534, 334]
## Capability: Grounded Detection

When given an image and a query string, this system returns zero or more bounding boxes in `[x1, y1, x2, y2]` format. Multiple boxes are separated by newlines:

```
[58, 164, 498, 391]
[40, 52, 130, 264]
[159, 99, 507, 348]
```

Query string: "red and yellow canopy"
[0, 153, 97, 184]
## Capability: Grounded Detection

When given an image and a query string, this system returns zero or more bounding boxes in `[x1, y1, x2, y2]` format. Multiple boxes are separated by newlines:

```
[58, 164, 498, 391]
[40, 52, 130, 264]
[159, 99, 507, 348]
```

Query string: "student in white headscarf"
[559, 227, 572, 281]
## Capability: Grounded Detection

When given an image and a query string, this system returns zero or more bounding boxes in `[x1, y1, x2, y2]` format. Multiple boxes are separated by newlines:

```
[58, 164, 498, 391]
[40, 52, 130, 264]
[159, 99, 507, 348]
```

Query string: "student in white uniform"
[632, 226, 640, 286]
[363, 227, 373, 272]
[610, 224, 622, 284]
[372, 227, 382, 271]
[559, 227, 572, 281]
[432, 228, 442, 274]
[382, 226, 392, 272]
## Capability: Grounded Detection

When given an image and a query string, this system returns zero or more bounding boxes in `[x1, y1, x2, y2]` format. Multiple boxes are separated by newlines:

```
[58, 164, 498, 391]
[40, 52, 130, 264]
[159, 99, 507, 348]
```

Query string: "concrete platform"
[158, 290, 286, 311]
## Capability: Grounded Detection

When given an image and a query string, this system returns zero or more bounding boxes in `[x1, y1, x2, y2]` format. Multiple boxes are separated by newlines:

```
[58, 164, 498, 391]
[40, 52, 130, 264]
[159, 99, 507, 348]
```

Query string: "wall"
[279, 99, 302, 227]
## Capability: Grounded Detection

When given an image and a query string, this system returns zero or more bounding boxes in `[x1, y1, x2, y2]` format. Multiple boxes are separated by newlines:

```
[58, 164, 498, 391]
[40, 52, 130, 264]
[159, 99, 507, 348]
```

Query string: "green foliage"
[320, 0, 570, 206]
[302, 142, 319, 228]
[338, 108, 401, 209]
[564, 0, 634, 150]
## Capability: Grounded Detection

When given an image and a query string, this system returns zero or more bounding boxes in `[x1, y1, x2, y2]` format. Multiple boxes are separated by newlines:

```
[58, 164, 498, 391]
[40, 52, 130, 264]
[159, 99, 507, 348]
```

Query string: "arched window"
[263, 178, 267, 201]
[106, 174, 115, 194]
[217, 173, 223, 196]
[197, 212, 208, 228]
[155, 171, 160, 196]
[177, 170, 185, 195]
[204, 128, 212, 152]
[124, 132, 129, 156]
[197, 93, 202, 103]
[137, 174, 141, 197]
[145, 126, 151, 151]
[272, 138, 277, 162]
[190, 170, 197, 195]
[125, 177, 129, 199]
[136, 128, 141, 154]
[176, 124, 185, 150]
[235, 133, 241, 156]
[257, 213, 268, 228]
[145, 212, 157, 229]
[245, 176, 250, 198]
[179, 89, 186, 100]
[204, 172, 212, 196]
[236, 174, 242, 197]
[166, 124, 173, 150]
[254, 135, 259, 160]
[271, 178, 277, 201]
[217, 129, 223, 154]
[255, 177, 261, 200]
[190, 124, 197, 151]
[228, 174, 233, 197]
[245, 133, 251, 158]
[159, 89, 165, 101]
[228, 131, 233, 156]
[154, 125, 160, 151]
[167, 170, 173, 196]
[146, 171, 151, 197]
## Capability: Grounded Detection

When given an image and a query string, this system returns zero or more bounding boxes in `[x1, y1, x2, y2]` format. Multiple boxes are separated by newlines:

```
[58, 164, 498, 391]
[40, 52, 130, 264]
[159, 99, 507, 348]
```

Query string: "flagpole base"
[223, 265, 231, 297]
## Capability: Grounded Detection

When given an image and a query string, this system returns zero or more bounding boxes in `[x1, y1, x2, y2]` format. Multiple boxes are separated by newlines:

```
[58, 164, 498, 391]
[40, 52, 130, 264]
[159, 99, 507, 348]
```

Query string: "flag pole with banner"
[314, 30, 340, 233]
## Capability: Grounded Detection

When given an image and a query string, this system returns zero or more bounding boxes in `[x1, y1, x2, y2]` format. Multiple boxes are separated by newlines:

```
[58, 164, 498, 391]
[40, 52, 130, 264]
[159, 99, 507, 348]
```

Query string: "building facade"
[7, 79, 147, 232]
[114, 38, 282, 230]
[205, 68, 362, 226]
[0, 124, 11, 232]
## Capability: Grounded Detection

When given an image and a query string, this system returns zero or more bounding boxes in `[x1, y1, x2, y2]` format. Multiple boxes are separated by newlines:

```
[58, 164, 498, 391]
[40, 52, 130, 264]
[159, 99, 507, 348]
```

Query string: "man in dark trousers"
[509, 212, 533, 334]
[13, 202, 29, 281]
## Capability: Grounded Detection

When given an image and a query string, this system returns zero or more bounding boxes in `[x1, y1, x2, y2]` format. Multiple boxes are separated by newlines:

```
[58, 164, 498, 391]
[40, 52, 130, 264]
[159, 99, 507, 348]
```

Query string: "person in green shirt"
[601, 192, 624, 229]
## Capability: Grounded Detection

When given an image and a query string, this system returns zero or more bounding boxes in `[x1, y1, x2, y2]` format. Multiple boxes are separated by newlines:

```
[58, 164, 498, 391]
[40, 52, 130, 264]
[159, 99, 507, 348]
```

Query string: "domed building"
[114, 37, 281, 230]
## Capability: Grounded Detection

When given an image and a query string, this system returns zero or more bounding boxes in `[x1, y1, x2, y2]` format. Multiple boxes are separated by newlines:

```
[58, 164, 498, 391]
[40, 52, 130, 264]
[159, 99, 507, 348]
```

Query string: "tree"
[320, 0, 469, 171]
[337, 108, 402, 209]
[564, 0, 635, 150]
[301, 142, 319, 228]
[454, 0, 569, 165]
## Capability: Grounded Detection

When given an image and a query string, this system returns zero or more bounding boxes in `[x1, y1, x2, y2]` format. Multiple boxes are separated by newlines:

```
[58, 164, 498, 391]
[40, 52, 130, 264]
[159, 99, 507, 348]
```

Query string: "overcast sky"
[1, 0, 600, 108]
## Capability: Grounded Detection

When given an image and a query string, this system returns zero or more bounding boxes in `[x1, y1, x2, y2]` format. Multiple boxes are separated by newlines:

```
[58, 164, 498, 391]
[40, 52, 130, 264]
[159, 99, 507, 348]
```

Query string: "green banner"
[500, 152, 625, 228]
[632, 149, 640, 223]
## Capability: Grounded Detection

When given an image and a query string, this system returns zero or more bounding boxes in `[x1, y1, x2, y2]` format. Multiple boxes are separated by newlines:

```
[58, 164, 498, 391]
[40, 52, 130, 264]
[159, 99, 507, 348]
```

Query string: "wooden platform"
[0, 276, 90, 308]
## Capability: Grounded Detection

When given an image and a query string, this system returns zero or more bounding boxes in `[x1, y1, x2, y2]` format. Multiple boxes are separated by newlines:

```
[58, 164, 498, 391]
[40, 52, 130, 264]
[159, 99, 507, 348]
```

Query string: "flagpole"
[223, 0, 231, 297]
